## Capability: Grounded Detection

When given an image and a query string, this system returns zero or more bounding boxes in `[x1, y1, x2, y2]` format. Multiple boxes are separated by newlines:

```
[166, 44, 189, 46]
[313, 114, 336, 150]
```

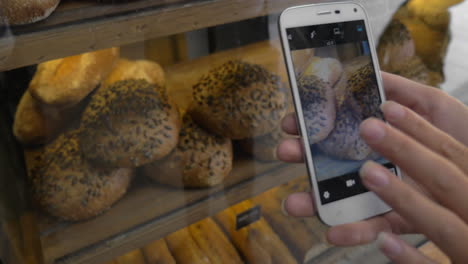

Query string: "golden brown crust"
[142, 239, 176, 264]
[13, 91, 62, 145]
[142, 115, 232, 188]
[29, 131, 133, 221]
[79, 79, 181, 168]
[102, 59, 165, 87]
[2, 0, 59, 25]
[29, 48, 120, 108]
[302, 57, 343, 87]
[13, 90, 87, 145]
[190, 60, 288, 139]
[378, 19, 416, 72]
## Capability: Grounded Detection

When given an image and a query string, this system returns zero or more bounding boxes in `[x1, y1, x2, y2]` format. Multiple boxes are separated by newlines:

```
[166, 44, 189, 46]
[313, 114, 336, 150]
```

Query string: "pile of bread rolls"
[15, 50, 289, 221]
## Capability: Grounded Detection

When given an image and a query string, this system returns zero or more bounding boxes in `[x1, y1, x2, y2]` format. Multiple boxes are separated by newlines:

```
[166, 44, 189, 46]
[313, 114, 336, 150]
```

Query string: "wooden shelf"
[0, 0, 315, 72]
[39, 160, 306, 264]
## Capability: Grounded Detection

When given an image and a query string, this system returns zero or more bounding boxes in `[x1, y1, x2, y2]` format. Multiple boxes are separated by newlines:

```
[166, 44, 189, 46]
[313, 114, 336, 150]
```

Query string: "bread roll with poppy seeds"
[79, 79, 181, 168]
[2, 0, 59, 25]
[378, 20, 416, 73]
[298, 75, 336, 144]
[29, 131, 133, 221]
[29, 48, 119, 108]
[142, 115, 232, 188]
[347, 63, 382, 120]
[317, 100, 373, 161]
[189, 60, 288, 139]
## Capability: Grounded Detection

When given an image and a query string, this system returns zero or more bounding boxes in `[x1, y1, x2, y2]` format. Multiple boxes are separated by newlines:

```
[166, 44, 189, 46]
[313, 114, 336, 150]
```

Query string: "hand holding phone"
[279, 2, 401, 226]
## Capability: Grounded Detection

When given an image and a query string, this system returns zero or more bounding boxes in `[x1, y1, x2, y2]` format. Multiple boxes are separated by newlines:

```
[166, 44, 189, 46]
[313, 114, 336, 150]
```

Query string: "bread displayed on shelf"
[114, 249, 147, 264]
[13, 91, 72, 145]
[142, 239, 176, 264]
[189, 60, 288, 139]
[215, 201, 297, 264]
[28, 131, 134, 221]
[79, 79, 181, 168]
[103, 59, 166, 87]
[238, 124, 287, 162]
[29, 47, 119, 107]
[142, 115, 232, 188]
[165, 228, 212, 264]
[1, 0, 60, 25]
[251, 177, 328, 263]
[188, 218, 244, 264]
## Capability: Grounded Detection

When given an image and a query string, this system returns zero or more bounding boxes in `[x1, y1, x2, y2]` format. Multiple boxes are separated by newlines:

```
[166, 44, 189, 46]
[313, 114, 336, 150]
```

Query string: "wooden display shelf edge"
[0, 0, 316, 72]
[48, 162, 306, 264]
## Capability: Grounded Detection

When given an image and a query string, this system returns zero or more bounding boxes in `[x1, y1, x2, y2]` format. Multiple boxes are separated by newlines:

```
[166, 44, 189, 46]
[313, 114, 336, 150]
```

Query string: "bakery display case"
[0, 0, 461, 263]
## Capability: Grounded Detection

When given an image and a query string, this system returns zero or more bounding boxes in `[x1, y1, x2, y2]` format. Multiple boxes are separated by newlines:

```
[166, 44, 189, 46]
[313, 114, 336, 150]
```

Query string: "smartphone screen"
[286, 20, 398, 205]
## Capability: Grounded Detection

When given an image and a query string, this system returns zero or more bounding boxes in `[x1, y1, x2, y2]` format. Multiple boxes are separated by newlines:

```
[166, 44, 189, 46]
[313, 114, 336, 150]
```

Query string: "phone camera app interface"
[286, 20, 397, 205]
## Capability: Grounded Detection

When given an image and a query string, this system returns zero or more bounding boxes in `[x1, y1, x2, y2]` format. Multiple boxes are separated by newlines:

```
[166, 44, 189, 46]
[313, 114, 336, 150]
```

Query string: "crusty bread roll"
[103, 59, 165, 87]
[29, 48, 119, 108]
[347, 63, 382, 120]
[301, 57, 343, 87]
[238, 124, 287, 162]
[189, 60, 288, 139]
[142, 115, 232, 188]
[333, 56, 371, 109]
[298, 75, 336, 144]
[378, 20, 416, 73]
[14, 91, 64, 145]
[317, 102, 373, 161]
[2, 0, 59, 25]
[79, 79, 181, 168]
[28, 131, 133, 221]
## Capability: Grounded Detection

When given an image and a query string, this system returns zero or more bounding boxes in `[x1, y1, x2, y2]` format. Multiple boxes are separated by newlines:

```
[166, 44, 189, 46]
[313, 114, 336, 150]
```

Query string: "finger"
[282, 192, 315, 217]
[326, 212, 413, 246]
[376, 232, 436, 264]
[281, 113, 299, 135]
[382, 101, 468, 173]
[381, 72, 441, 120]
[276, 138, 304, 163]
[360, 161, 468, 262]
[360, 118, 468, 221]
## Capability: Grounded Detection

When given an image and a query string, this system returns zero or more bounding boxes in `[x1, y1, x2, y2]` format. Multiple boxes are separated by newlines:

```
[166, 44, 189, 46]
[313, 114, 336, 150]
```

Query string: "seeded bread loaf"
[2, 0, 59, 25]
[317, 102, 373, 161]
[29, 48, 119, 108]
[298, 75, 336, 144]
[378, 20, 416, 73]
[189, 60, 288, 139]
[28, 131, 133, 221]
[79, 79, 181, 168]
[142, 115, 232, 188]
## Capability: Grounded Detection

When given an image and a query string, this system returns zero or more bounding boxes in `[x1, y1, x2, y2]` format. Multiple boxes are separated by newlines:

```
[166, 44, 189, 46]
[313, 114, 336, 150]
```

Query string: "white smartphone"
[279, 2, 401, 226]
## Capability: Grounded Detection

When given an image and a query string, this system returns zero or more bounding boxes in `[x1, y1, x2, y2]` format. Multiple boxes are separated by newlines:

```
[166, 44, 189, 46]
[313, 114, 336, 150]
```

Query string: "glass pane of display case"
[1, 0, 466, 263]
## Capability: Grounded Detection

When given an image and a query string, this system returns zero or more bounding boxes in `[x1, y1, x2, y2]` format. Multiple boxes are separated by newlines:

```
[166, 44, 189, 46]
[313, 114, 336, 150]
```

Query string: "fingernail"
[360, 119, 386, 143]
[281, 198, 290, 216]
[377, 232, 402, 258]
[360, 162, 389, 188]
[381, 101, 405, 122]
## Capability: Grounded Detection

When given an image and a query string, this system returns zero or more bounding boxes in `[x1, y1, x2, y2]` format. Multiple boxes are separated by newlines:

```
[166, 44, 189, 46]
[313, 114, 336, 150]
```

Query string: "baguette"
[142, 239, 176, 264]
[188, 218, 243, 264]
[231, 201, 297, 264]
[165, 228, 212, 264]
[114, 249, 147, 264]
[215, 205, 272, 264]
[251, 187, 320, 261]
